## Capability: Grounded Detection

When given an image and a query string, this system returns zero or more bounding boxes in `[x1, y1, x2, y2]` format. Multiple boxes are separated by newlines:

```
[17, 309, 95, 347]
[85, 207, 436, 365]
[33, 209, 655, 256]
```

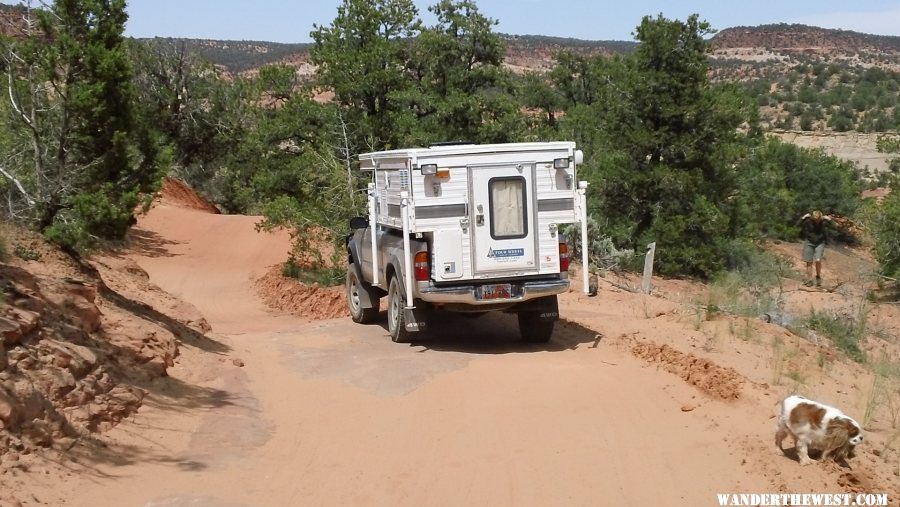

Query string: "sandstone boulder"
[0, 308, 40, 346]
[40, 340, 99, 377]
[65, 296, 102, 334]
[0, 318, 22, 346]
[63, 279, 98, 303]
[31, 368, 76, 400]
[0, 389, 19, 429]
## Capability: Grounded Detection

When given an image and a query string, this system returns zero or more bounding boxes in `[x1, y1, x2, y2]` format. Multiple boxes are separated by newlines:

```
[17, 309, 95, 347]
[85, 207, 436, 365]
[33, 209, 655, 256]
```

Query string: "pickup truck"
[344, 142, 588, 343]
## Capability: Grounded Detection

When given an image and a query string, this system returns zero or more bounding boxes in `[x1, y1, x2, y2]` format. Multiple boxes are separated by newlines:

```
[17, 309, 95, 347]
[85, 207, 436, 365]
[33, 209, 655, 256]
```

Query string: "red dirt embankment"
[157, 178, 219, 213]
[254, 266, 348, 321]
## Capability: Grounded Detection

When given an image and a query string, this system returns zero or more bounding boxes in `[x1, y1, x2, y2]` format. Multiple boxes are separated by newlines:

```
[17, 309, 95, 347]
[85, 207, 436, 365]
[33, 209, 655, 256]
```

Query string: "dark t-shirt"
[799, 217, 828, 245]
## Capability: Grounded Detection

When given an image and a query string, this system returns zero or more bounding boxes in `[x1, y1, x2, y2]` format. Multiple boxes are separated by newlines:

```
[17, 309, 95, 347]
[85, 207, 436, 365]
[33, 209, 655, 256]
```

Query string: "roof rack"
[429, 141, 474, 147]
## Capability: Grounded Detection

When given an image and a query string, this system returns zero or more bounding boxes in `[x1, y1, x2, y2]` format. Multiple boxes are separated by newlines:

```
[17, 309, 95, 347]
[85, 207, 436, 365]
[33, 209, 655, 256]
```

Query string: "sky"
[114, 1, 900, 43]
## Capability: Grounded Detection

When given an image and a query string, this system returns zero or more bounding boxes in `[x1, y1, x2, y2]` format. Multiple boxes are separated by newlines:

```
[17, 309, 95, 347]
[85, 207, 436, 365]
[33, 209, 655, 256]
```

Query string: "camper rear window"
[489, 177, 527, 239]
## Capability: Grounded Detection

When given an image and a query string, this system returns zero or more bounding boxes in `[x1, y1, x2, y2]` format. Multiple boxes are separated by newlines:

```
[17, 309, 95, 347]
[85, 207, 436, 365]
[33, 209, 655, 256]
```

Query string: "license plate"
[480, 283, 512, 300]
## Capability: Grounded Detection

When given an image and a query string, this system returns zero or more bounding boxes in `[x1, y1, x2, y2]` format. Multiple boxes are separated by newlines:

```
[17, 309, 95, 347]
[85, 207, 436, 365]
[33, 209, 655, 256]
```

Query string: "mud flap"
[404, 306, 429, 332]
[348, 263, 378, 309]
[356, 279, 377, 309]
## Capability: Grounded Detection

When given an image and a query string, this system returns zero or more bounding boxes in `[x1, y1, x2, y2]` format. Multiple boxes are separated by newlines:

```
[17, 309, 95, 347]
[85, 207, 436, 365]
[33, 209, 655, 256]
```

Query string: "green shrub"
[43, 188, 138, 251]
[281, 253, 344, 287]
[282, 254, 303, 279]
[13, 244, 40, 261]
[734, 137, 862, 241]
[562, 217, 635, 272]
[871, 188, 900, 279]
[698, 244, 792, 321]
[805, 310, 867, 363]
[641, 195, 732, 278]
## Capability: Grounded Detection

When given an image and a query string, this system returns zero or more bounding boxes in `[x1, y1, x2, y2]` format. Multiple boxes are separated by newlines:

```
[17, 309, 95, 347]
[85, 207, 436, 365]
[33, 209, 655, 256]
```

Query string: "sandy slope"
[15, 199, 899, 506]
[129, 204, 296, 335]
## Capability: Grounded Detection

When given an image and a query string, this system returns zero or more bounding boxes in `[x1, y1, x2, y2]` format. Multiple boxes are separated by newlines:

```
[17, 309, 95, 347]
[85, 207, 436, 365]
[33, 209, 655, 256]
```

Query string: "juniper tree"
[310, 0, 421, 151]
[591, 14, 753, 277]
[1, 0, 158, 249]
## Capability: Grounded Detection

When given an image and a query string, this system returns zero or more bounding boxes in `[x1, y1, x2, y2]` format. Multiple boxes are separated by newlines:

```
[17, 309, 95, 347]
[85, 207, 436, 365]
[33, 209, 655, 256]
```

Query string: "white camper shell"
[346, 142, 590, 343]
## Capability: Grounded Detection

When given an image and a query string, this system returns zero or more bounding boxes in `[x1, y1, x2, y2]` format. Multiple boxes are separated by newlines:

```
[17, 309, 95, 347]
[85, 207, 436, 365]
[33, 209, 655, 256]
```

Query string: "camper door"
[469, 163, 538, 275]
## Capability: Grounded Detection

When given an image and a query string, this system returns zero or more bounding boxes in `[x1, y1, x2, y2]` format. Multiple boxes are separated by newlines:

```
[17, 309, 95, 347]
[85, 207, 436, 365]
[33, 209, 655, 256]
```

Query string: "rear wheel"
[346, 264, 379, 324]
[387, 276, 412, 343]
[518, 312, 555, 343]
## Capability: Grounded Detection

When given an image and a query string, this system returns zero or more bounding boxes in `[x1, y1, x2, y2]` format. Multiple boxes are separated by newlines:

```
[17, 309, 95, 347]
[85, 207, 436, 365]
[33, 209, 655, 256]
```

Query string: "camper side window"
[489, 177, 527, 239]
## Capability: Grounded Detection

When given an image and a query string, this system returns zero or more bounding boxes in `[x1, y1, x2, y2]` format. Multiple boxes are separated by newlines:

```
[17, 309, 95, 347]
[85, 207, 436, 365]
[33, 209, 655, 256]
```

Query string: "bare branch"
[7, 68, 34, 128]
[0, 166, 36, 205]
[335, 108, 357, 209]
[35, 0, 62, 23]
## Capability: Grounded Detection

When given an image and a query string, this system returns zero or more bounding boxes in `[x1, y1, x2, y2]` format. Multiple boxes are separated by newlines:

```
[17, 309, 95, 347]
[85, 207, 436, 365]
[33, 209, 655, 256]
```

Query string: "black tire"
[346, 264, 379, 324]
[517, 312, 555, 343]
[387, 276, 412, 343]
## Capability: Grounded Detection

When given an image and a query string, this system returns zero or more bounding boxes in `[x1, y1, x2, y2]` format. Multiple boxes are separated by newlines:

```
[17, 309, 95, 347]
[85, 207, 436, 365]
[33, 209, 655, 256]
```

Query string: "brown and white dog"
[775, 395, 863, 466]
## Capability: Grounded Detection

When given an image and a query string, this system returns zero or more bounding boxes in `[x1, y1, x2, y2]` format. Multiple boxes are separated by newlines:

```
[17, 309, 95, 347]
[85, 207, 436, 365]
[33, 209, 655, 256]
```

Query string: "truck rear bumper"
[417, 279, 569, 305]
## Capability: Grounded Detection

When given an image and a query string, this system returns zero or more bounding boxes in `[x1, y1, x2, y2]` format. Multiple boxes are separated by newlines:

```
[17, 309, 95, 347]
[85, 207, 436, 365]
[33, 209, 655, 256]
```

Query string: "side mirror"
[574, 150, 584, 165]
[349, 217, 369, 230]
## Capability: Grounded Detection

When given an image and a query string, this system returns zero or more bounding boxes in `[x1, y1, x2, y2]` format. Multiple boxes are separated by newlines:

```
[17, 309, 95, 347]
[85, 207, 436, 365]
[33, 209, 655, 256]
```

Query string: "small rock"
[191, 318, 212, 333]
[872, 448, 881, 457]
[143, 356, 169, 376]
[52, 352, 72, 369]
[0, 318, 23, 346]
[34, 368, 76, 398]
[8, 308, 39, 335]
[66, 296, 102, 333]
[42, 340, 99, 376]
[97, 372, 113, 391]
[15, 355, 34, 370]
[55, 436, 76, 451]
[232, 358, 245, 368]
[64, 279, 97, 303]
[107, 386, 144, 406]
[0, 391, 18, 427]
[6, 348, 28, 363]
[680, 404, 695, 412]
[65, 389, 91, 407]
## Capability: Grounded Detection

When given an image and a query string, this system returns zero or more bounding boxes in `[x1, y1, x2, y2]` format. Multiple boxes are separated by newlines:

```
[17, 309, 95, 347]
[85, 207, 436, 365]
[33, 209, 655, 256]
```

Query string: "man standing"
[798, 210, 832, 287]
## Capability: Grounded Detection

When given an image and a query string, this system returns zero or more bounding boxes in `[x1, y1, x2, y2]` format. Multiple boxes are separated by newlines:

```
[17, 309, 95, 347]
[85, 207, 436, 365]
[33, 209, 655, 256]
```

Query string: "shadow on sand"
[778, 445, 853, 469]
[376, 310, 603, 354]
[123, 227, 183, 259]
[66, 252, 230, 355]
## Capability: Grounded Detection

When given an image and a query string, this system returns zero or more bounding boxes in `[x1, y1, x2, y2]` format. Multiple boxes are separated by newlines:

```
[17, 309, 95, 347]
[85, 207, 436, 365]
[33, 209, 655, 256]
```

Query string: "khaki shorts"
[802, 242, 825, 262]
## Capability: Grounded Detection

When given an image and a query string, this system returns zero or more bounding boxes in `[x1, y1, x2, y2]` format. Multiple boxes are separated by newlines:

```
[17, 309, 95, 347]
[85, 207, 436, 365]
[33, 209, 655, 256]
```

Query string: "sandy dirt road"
[28, 203, 802, 506]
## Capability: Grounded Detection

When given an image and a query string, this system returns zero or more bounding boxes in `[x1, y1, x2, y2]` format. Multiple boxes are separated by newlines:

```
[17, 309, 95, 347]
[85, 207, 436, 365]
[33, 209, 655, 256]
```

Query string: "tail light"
[414, 251, 430, 281]
[559, 241, 570, 273]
